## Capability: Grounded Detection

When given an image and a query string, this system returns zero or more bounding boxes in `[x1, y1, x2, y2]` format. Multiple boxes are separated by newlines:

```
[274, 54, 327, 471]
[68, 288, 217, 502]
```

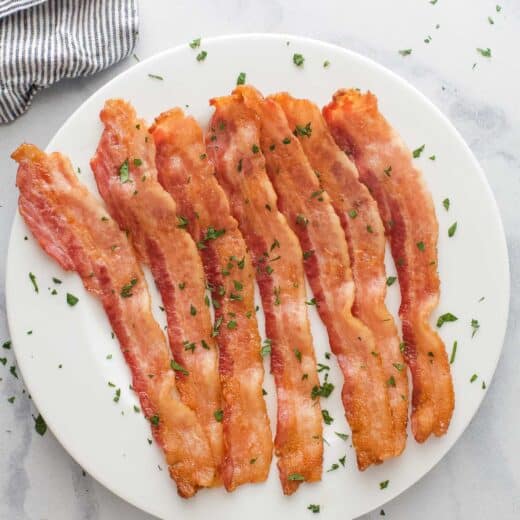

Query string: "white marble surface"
[0, 0, 518, 518]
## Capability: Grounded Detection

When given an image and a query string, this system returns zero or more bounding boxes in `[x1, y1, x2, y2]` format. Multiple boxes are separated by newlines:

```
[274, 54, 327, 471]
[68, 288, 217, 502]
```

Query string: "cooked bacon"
[150, 108, 273, 491]
[238, 85, 396, 469]
[323, 89, 454, 442]
[207, 93, 323, 494]
[90, 100, 223, 470]
[12, 143, 216, 497]
[273, 92, 408, 454]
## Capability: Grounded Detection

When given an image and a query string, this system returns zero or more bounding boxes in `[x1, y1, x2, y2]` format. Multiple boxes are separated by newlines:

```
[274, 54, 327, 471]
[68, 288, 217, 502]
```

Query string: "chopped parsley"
[448, 222, 457, 237]
[33, 414, 47, 436]
[294, 348, 302, 362]
[311, 381, 334, 399]
[413, 144, 425, 158]
[335, 432, 349, 441]
[393, 363, 404, 372]
[471, 319, 480, 338]
[261, 338, 272, 357]
[120, 278, 138, 298]
[366, 225, 374, 233]
[450, 341, 458, 364]
[307, 504, 320, 513]
[443, 198, 450, 211]
[470, 374, 478, 383]
[323, 60, 330, 68]
[171, 360, 188, 375]
[177, 216, 189, 229]
[190, 304, 197, 316]
[327, 463, 339, 472]
[189, 38, 201, 49]
[387, 376, 396, 387]
[293, 53, 305, 67]
[294, 122, 312, 138]
[214, 409, 223, 422]
[2, 340, 11, 350]
[398, 49, 412, 56]
[7, 396, 15, 404]
[119, 159, 130, 183]
[384, 166, 392, 176]
[227, 320, 237, 330]
[322, 409, 334, 425]
[386, 276, 397, 286]
[29, 272, 39, 293]
[288, 473, 305, 481]
[196, 50, 208, 62]
[252, 144, 260, 154]
[303, 250, 314, 260]
[236, 72, 246, 85]
[477, 48, 492, 58]
[202, 227, 226, 242]
[282, 136, 291, 145]
[212, 316, 223, 337]
[416, 241, 425, 251]
[150, 415, 160, 426]
[437, 312, 458, 327]
[379, 480, 389, 490]
[52, 277, 62, 284]
[348, 209, 358, 219]
[66, 293, 79, 306]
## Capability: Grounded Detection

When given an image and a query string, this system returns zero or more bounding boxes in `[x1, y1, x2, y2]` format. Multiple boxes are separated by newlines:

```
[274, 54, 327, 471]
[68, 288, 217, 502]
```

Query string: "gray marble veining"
[0, 0, 518, 518]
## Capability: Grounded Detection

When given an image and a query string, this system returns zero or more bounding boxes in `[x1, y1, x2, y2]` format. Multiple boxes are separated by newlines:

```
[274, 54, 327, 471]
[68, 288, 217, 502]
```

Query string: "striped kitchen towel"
[0, 0, 139, 124]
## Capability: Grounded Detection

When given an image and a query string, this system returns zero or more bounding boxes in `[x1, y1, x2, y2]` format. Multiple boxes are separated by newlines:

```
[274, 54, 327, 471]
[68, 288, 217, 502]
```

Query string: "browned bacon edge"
[323, 89, 454, 442]
[150, 108, 273, 491]
[90, 100, 223, 474]
[272, 92, 408, 455]
[238, 85, 397, 469]
[207, 92, 323, 494]
[12, 143, 216, 497]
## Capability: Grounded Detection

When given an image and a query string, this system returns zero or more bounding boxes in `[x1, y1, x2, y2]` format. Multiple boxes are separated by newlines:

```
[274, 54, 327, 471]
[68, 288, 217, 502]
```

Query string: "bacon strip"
[273, 92, 408, 454]
[323, 89, 454, 442]
[12, 143, 215, 497]
[207, 93, 323, 494]
[150, 108, 273, 491]
[238, 85, 396, 469]
[90, 100, 223, 470]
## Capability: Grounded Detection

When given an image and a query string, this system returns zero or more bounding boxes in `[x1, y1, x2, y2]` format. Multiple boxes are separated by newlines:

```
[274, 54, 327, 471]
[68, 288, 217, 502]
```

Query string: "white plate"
[6, 34, 509, 519]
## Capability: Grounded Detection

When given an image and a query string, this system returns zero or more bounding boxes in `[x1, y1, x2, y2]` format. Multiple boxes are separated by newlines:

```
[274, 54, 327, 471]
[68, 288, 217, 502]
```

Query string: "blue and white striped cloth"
[0, 0, 139, 123]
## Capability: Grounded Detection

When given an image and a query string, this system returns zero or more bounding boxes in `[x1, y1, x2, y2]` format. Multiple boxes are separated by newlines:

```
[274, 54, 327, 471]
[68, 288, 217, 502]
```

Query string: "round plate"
[6, 34, 509, 519]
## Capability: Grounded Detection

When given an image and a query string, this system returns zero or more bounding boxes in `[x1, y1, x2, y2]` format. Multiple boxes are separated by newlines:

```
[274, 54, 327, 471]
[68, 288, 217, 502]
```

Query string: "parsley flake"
[437, 312, 458, 327]
[171, 360, 189, 376]
[413, 144, 425, 158]
[33, 414, 47, 436]
[66, 293, 79, 306]
[29, 272, 39, 293]
[293, 53, 305, 67]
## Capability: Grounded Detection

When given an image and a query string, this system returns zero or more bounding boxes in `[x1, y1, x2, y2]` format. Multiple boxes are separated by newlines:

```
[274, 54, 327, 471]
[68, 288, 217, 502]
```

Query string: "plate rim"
[5, 32, 511, 519]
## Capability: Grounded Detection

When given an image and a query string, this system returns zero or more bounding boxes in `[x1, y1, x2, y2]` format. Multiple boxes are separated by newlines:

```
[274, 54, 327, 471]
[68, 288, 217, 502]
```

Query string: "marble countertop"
[0, 0, 518, 518]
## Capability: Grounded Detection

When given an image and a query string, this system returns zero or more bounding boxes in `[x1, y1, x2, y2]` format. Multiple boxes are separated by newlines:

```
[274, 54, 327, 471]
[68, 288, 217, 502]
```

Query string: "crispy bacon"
[323, 89, 454, 442]
[150, 108, 273, 491]
[273, 92, 408, 454]
[207, 93, 323, 494]
[238, 85, 396, 469]
[12, 143, 215, 497]
[90, 100, 223, 470]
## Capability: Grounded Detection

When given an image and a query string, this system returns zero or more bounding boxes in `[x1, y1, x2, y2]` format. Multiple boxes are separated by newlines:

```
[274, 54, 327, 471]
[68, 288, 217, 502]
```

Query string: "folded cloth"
[0, 0, 139, 124]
